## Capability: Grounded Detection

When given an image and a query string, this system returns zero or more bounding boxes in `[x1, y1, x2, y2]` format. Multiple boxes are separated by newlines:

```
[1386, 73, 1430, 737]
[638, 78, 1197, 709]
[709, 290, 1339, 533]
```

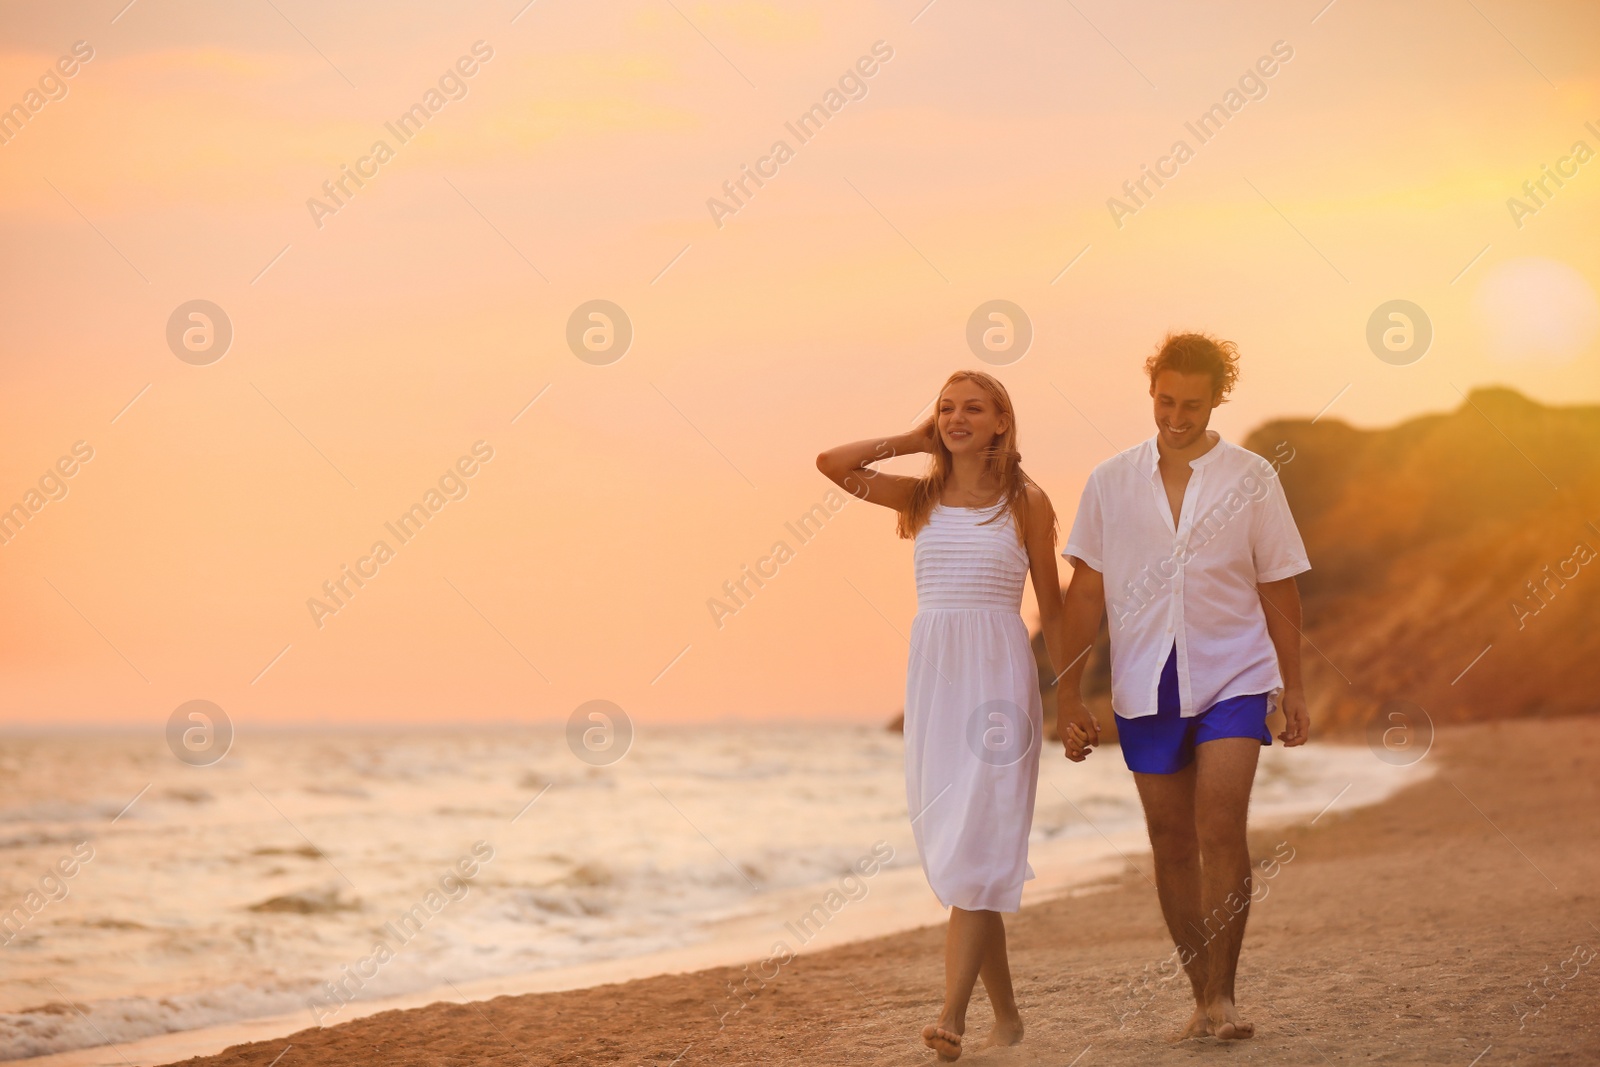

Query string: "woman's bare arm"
[815, 420, 933, 511]
[1023, 484, 1069, 683]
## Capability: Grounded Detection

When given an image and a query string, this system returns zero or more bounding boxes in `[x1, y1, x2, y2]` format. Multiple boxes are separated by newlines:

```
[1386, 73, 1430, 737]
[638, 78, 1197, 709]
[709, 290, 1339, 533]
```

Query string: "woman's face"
[937, 379, 1008, 456]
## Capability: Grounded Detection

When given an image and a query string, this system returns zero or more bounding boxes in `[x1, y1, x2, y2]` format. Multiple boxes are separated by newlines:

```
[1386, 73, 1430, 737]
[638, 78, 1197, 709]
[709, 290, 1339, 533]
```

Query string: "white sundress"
[903, 501, 1043, 913]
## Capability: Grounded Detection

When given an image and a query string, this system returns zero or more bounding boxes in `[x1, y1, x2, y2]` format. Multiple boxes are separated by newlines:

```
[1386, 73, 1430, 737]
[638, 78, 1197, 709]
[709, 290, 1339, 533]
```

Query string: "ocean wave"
[688, 760, 792, 781]
[302, 784, 370, 798]
[551, 861, 614, 888]
[159, 787, 213, 805]
[517, 889, 611, 918]
[515, 768, 615, 791]
[0, 829, 88, 851]
[0, 800, 122, 824]
[248, 845, 322, 859]
[0, 982, 316, 1060]
[246, 885, 362, 915]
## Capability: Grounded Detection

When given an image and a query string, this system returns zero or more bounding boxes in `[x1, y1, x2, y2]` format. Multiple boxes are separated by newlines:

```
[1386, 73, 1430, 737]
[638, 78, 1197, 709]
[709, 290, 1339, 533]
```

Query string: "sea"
[0, 724, 1427, 1061]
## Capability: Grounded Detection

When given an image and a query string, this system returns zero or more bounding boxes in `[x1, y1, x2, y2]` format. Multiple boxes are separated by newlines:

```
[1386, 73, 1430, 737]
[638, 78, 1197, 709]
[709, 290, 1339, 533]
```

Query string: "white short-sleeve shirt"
[1062, 431, 1310, 719]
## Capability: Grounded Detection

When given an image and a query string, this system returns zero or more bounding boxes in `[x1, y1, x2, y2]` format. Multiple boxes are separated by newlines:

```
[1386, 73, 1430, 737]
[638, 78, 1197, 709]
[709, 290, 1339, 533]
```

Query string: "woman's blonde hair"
[896, 370, 1051, 546]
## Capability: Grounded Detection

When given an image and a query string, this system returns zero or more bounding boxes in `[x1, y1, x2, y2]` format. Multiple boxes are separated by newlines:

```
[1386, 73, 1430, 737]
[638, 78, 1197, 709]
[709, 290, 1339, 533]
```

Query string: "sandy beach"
[128, 714, 1600, 1067]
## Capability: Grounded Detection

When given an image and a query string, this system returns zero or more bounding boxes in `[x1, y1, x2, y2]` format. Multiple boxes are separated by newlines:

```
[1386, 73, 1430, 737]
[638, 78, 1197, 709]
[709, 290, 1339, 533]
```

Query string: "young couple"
[817, 332, 1312, 1059]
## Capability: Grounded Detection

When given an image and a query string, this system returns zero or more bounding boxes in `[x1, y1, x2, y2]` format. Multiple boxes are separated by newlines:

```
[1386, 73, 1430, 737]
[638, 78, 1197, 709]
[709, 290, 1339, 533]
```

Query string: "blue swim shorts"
[1114, 642, 1272, 775]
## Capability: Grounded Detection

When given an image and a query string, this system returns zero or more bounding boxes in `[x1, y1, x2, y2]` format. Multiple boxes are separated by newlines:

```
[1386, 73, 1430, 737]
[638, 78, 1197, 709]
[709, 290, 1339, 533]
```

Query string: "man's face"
[1150, 369, 1220, 451]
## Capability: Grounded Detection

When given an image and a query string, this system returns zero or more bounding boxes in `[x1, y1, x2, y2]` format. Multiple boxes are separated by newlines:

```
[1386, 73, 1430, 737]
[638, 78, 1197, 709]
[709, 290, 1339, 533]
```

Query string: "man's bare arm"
[1257, 575, 1308, 746]
[1057, 557, 1106, 759]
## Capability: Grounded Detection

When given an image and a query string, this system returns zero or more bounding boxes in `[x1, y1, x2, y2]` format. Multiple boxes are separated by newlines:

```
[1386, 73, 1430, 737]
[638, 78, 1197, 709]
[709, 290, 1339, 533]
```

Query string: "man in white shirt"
[1055, 332, 1311, 1042]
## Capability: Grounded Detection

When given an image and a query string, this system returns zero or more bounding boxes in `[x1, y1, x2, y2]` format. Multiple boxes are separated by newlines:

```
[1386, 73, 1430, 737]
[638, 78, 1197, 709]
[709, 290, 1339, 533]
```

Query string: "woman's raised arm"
[815, 419, 933, 511]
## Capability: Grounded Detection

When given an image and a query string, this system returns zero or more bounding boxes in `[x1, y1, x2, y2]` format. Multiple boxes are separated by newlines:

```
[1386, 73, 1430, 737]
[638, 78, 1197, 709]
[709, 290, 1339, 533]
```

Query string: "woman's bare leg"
[977, 912, 1024, 1047]
[922, 906, 989, 1060]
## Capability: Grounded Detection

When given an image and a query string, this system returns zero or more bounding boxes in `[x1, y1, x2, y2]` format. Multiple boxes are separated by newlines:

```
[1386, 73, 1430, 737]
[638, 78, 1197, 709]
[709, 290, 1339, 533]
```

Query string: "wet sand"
[155, 715, 1600, 1066]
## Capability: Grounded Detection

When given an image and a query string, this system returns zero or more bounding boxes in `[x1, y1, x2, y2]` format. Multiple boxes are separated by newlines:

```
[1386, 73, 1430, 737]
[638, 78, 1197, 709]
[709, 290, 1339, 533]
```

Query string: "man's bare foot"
[1175, 1005, 1212, 1041]
[980, 1013, 1023, 1049]
[921, 1022, 962, 1061]
[1207, 998, 1255, 1040]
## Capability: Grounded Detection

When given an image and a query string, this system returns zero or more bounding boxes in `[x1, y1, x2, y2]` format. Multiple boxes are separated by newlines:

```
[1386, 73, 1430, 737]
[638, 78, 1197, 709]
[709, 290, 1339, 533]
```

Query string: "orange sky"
[1, 0, 1597, 727]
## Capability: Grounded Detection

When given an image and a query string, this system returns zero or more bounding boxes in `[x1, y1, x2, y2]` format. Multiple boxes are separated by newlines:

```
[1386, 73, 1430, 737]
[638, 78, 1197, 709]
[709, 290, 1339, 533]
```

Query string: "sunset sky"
[2, 0, 1597, 727]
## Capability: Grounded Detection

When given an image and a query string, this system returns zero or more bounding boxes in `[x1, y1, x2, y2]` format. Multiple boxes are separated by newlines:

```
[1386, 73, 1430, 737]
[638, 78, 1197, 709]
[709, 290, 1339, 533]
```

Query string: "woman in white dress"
[817, 370, 1088, 1060]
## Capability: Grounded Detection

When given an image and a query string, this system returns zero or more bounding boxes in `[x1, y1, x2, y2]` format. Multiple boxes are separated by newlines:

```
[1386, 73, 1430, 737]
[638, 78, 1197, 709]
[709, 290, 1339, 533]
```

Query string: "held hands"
[1058, 691, 1100, 762]
[1276, 685, 1309, 746]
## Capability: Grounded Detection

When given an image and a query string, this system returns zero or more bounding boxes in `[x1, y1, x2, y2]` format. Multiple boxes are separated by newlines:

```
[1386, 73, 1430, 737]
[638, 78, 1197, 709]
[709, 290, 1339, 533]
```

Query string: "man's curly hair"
[1143, 331, 1241, 403]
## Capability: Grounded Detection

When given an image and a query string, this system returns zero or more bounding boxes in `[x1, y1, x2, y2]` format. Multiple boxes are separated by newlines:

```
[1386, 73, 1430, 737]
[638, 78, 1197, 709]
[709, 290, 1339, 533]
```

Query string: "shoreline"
[20, 833, 1137, 1067]
[134, 713, 1596, 1065]
[17, 741, 1426, 1067]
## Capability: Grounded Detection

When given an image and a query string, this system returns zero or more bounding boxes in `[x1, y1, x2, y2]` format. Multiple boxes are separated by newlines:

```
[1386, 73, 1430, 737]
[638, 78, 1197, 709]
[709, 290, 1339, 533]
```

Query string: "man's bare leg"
[922, 906, 989, 1060]
[1132, 762, 1212, 1039]
[1193, 737, 1262, 1039]
[976, 913, 1024, 1048]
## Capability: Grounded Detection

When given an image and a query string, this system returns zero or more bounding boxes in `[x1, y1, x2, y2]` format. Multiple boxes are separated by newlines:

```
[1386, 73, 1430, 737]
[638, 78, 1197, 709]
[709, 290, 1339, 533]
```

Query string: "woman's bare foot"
[980, 1012, 1024, 1048]
[1175, 1005, 1212, 1040]
[1206, 997, 1255, 1040]
[922, 1021, 963, 1061]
